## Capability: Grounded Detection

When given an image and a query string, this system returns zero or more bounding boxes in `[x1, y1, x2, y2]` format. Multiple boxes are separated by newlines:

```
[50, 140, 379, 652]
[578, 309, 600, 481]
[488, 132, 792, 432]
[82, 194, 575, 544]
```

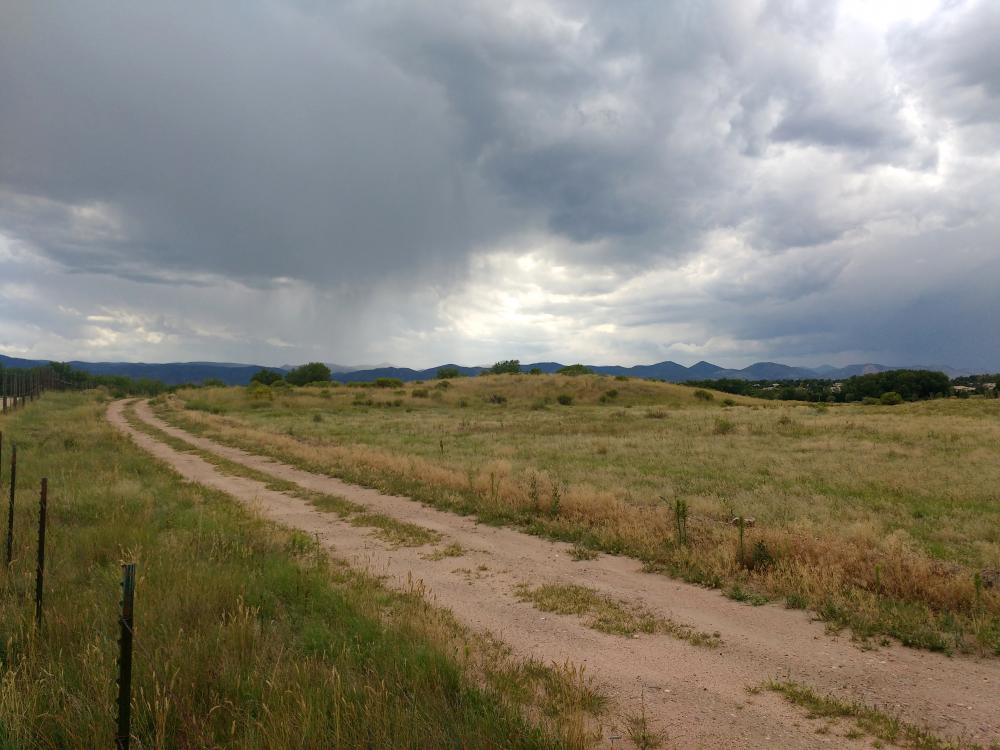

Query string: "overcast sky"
[1, 1, 998, 369]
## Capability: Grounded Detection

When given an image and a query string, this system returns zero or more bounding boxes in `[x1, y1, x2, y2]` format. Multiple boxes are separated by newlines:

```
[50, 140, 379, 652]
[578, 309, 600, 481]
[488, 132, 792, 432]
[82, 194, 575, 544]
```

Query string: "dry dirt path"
[109, 400, 999, 749]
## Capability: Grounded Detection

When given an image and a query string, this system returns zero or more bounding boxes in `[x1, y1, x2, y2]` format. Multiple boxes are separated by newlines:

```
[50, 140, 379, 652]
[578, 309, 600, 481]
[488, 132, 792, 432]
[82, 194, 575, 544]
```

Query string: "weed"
[423, 542, 467, 561]
[713, 418, 736, 435]
[569, 544, 599, 561]
[671, 498, 689, 547]
[625, 696, 665, 750]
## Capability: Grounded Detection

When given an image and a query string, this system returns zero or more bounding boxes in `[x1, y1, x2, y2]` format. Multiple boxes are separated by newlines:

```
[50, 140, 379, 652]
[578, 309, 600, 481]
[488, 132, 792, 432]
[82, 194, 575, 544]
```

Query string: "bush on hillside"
[490, 359, 521, 375]
[557, 364, 592, 376]
[250, 368, 284, 386]
[285, 362, 331, 386]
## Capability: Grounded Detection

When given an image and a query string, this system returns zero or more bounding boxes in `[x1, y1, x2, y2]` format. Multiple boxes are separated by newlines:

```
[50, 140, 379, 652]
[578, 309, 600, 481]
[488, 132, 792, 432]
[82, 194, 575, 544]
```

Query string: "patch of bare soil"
[109, 400, 1000, 749]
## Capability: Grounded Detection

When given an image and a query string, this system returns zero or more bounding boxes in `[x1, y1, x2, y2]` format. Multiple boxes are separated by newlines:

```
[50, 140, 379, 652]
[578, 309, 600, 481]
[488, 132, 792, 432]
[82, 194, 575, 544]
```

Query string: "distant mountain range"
[0, 353, 973, 386]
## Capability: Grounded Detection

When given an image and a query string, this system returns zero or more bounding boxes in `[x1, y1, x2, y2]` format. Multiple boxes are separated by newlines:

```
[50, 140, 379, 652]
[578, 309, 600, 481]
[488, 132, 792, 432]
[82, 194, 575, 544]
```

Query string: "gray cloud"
[0, 0, 998, 370]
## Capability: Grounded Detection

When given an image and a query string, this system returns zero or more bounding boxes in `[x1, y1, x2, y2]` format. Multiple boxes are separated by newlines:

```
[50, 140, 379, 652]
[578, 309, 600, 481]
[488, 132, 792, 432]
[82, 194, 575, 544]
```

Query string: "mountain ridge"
[1, 353, 973, 386]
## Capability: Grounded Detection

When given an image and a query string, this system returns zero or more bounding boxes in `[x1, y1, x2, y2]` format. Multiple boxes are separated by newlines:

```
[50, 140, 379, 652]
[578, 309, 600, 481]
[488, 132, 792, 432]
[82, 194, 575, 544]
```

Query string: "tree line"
[684, 369, 954, 403]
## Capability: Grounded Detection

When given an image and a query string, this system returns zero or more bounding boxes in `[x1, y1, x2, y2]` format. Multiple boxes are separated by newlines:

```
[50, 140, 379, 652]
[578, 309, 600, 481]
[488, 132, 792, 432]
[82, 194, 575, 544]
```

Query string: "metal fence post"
[116, 562, 136, 750]
[5, 443, 15, 567]
[35, 478, 47, 627]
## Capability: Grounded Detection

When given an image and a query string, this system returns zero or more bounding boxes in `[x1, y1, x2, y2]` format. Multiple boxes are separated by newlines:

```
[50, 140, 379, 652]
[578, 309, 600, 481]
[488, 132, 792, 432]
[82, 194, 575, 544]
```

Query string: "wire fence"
[1, 381, 138, 748]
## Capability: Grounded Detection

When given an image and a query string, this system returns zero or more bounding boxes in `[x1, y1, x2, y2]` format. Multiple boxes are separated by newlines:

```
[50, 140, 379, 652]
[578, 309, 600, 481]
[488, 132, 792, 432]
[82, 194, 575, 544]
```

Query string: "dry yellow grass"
[158, 374, 1000, 654]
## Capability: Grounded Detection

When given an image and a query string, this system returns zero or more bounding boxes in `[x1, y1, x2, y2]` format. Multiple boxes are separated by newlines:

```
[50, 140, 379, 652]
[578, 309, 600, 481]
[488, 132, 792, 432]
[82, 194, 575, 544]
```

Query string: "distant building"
[830, 382, 843, 393]
[953, 385, 977, 394]
[984, 383, 996, 390]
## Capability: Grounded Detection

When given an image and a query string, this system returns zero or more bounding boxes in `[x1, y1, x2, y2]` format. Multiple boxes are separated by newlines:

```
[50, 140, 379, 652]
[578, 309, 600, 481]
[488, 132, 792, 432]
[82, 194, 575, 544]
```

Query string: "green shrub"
[529, 368, 542, 375]
[411, 388, 429, 398]
[436, 367, 460, 379]
[880, 391, 904, 405]
[250, 368, 284, 385]
[375, 378, 404, 388]
[557, 364, 591, 376]
[490, 360, 521, 375]
[286, 362, 331, 386]
[713, 418, 735, 434]
[693, 389, 714, 401]
[556, 394, 573, 406]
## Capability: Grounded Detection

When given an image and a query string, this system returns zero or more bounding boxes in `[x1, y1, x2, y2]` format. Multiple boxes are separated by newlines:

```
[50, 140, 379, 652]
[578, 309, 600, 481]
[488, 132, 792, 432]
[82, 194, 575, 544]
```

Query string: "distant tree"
[436, 366, 460, 379]
[286, 362, 331, 386]
[529, 368, 542, 375]
[490, 359, 521, 375]
[841, 370, 950, 402]
[557, 364, 592, 376]
[250, 368, 284, 386]
[202, 378, 226, 387]
[374, 377, 404, 388]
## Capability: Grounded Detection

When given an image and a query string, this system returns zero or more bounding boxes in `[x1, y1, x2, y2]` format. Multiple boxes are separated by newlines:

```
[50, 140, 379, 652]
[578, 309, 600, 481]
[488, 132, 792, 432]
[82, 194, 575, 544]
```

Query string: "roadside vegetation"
[151, 373, 1000, 656]
[0, 392, 601, 748]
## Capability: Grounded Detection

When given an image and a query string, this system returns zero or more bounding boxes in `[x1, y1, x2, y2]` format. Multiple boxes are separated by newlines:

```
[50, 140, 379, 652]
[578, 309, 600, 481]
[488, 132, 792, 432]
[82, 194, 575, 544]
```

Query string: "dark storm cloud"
[0, 0, 935, 280]
[0, 2, 511, 285]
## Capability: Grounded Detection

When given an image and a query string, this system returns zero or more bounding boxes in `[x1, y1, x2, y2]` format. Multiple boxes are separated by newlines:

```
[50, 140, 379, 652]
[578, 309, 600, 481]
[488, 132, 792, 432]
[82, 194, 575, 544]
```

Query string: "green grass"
[516, 583, 721, 647]
[152, 377, 1000, 656]
[0, 393, 601, 748]
[765, 681, 998, 750]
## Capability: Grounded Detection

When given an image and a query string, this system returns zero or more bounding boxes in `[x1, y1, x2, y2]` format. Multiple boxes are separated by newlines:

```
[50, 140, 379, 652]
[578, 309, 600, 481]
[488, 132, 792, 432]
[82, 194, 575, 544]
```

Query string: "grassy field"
[156, 374, 1000, 656]
[0, 392, 601, 749]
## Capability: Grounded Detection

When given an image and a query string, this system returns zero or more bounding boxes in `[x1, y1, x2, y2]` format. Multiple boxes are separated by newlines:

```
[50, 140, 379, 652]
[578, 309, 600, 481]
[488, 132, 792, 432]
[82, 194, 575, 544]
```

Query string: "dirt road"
[108, 399, 999, 749]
